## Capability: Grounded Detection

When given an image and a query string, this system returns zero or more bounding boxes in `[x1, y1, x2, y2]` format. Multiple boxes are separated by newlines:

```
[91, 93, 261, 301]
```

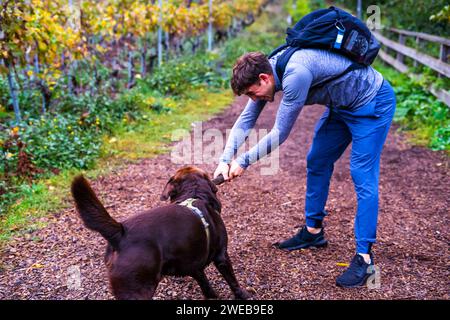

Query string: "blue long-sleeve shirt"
[219, 48, 384, 168]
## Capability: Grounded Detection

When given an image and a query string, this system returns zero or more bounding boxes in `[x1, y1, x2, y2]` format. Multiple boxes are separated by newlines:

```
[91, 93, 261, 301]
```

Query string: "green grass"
[100, 89, 233, 161]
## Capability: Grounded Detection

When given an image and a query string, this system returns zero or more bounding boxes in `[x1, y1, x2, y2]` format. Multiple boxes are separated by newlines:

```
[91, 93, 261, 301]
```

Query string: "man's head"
[231, 52, 276, 102]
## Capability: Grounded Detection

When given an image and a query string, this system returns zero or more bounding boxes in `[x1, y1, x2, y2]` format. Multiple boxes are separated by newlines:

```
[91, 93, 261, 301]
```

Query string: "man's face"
[244, 73, 276, 102]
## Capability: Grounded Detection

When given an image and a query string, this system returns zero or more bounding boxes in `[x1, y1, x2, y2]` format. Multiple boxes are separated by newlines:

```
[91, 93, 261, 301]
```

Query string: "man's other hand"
[229, 160, 245, 180]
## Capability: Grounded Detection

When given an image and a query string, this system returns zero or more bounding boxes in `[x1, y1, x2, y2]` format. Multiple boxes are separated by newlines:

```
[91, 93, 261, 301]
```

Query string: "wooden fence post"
[414, 36, 421, 68]
[438, 44, 448, 78]
[397, 34, 405, 64]
[440, 44, 449, 63]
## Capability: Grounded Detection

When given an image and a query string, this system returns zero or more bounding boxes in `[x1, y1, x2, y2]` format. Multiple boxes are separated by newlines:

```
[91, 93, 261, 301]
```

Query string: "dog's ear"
[160, 177, 178, 201]
[208, 179, 218, 194]
[205, 182, 221, 213]
[199, 172, 218, 194]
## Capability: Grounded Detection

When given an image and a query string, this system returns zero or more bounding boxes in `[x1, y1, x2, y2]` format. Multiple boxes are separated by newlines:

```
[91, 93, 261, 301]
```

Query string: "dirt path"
[0, 93, 448, 300]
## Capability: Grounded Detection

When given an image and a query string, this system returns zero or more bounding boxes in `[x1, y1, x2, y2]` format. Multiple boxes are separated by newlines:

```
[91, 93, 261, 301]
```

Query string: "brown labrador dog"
[71, 166, 250, 300]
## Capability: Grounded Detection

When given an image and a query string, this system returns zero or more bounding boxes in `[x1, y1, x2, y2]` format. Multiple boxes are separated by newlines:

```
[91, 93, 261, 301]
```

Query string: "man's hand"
[229, 160, 245, 180]
[214, 160, 246, 181]
[214, 162, 230, 180]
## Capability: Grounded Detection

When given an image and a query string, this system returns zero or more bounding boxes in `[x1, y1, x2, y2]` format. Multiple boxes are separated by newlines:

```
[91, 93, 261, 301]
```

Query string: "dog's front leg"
[214, 252, 251, 300]
[192, 270, 219, 299]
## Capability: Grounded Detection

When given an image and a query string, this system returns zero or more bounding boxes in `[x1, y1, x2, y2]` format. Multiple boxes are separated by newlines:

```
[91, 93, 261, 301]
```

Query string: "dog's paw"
[234, 288, 251, 300]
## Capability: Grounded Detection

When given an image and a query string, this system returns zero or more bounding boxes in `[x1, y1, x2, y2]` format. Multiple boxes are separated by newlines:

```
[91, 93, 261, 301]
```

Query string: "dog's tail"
[71, 175, 124, 249]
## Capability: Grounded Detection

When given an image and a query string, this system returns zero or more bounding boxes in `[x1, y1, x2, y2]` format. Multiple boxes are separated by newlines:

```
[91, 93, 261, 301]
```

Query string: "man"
[213, 49, 396, 288]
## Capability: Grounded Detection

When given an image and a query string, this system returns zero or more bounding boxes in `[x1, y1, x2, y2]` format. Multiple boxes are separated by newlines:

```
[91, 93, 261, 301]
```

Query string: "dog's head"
[160, 166, 221, 212]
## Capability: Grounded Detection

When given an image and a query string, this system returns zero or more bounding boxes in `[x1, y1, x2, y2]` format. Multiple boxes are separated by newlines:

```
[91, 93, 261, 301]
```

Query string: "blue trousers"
[305, 80, 396, 254]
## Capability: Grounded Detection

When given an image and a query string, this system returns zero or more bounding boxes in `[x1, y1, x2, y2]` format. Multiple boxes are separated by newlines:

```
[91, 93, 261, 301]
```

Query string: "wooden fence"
[373, 28, 450, 107]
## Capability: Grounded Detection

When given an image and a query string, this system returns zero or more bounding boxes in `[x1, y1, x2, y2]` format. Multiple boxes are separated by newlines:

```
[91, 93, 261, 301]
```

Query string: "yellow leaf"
[38, 42, 47, 51]
[32, 263, 43, 268]
[336, 263, 349, 267]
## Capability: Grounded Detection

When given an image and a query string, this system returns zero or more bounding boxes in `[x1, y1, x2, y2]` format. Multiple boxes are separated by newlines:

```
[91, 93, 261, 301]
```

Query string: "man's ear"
[160, 177, 177, 201]
[259, 73, 270, 83]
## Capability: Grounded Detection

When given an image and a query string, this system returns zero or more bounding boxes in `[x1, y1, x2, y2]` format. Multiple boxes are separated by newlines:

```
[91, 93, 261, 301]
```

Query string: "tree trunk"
[140, 42, 146, 77]
[34, 54, 46, 113]
[127, 50, 135, 89]
[24, 49, 33, 91]
[165, 31, 170, 60]
[68, 59, 77, 96]
[92, 59, 98, 96]
[5, 59, 22, 124]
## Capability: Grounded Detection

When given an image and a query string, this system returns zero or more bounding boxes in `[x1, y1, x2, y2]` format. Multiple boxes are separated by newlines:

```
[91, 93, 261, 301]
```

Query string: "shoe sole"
[336, 274, 372, 288]
[276, 239, 328, 251]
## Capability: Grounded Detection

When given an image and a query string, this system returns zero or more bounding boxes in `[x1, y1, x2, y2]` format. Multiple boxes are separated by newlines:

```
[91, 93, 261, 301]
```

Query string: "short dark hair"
[230, 52, 273, 96]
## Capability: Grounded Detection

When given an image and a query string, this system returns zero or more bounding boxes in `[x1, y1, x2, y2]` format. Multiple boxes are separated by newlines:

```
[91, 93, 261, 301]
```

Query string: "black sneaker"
[336, 254, 375, 288]
[274, 225, 328, 251]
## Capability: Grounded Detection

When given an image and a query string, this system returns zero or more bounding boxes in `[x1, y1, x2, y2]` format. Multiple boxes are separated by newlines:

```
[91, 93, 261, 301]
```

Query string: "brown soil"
[0, 93, 448, 300]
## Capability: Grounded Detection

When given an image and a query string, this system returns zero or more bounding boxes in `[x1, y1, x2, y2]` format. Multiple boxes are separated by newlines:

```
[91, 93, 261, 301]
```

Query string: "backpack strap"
[272, 47, 365, 90]
[273, 46, 300, 83]
[268, 43, 289, 60]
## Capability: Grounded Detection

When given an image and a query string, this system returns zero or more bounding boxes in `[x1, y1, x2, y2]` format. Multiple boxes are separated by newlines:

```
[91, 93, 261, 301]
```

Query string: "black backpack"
[268, 6, 380, 89]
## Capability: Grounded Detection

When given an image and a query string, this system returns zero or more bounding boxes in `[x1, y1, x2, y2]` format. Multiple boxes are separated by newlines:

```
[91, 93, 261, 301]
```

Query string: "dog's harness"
[177, 198, 210, 253]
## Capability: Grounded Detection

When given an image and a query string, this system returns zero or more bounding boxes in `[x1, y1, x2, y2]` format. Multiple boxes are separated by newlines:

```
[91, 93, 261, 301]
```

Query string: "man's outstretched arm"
[219, 98, 267, 164]
[235, 64, 313, 169]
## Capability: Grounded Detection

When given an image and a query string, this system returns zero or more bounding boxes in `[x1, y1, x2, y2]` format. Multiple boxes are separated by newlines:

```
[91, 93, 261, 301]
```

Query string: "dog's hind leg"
[109, 249, 162, 300]
[214, 251, 251, 300]
[192, 270, 218, 299]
